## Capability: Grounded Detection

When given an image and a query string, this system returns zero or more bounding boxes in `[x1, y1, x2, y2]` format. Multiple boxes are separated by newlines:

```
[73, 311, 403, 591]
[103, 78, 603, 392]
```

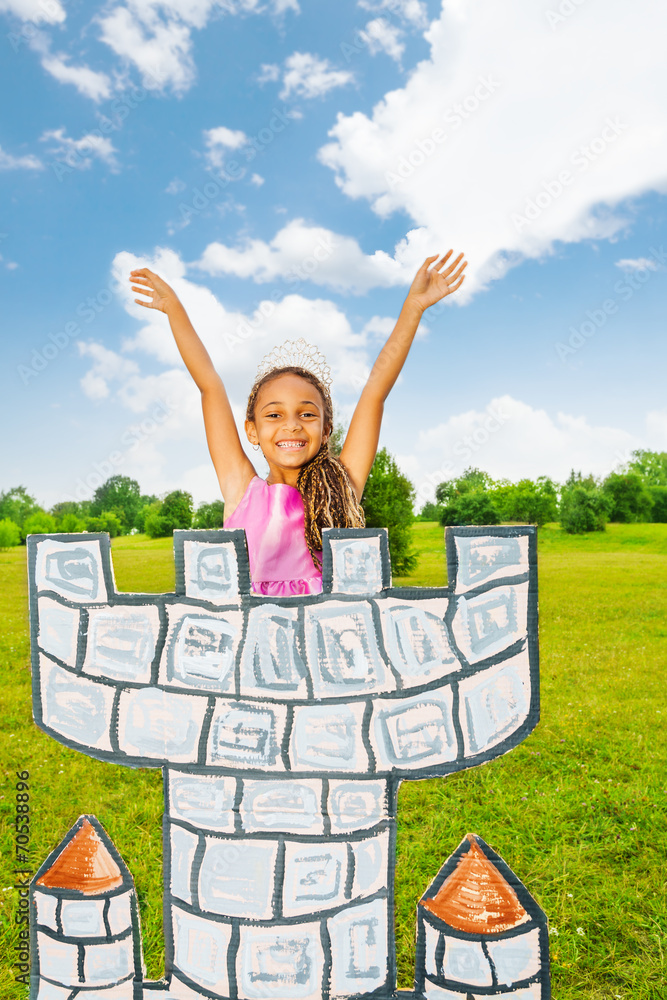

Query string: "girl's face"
[246, 373, 329, 472]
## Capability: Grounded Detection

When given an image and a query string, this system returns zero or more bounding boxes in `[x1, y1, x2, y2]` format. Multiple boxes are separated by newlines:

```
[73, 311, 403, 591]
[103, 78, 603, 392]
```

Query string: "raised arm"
[129, 268, 255, 508]
[339, 251, 466, 500]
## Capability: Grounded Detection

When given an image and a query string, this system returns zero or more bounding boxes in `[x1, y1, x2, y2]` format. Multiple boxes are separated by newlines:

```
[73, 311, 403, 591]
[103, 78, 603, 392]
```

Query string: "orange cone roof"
[421, 835, 528, 934]
[36, 818, 123, 895]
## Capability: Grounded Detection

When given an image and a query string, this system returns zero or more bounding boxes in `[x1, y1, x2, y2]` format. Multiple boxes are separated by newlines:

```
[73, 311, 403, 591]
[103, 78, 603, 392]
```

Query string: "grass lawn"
[1, 522, 665, 998]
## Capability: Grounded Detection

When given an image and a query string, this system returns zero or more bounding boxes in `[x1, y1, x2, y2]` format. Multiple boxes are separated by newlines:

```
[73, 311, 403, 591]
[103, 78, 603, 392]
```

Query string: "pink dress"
[223, 476, 323, 597]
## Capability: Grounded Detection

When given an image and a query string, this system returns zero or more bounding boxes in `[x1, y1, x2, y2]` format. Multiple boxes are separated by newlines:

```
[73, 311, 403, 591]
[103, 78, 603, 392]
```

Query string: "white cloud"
[257, 62, 280, 83]
[403, 395, 646, 503]
[279, 52, 354, 100]
[97, 6, 195, 94]
[203, 125, 248, 168]
[360, 18, 405, 61]
[113, 246, 373, 387]
[165, 177, 186, 193]
[358, 0, 427, 28]
[97, 0, 299, 95]
[319, 0, 667, 299]
[0, 0, 65, 23]
[361, 315, 395, 339]
[40, 128, 119, 170]
[615, 257, 659, 272]
[0, 144, 43, 171]
[40, 53, 112, 101]
[191, 217, 407, 294]
[77, 341, 140, 399]
[250, 173, 265, 186]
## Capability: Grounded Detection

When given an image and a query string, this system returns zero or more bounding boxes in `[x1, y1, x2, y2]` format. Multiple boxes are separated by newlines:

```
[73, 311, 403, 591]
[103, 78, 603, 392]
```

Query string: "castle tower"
[30, 815, 144, 1000]
[415, 834, 550, 999]
[28, 524, 541, 999]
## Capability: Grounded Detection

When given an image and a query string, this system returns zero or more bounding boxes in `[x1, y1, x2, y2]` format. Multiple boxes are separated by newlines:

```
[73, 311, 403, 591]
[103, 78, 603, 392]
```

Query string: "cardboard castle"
[27, 525, 550, 999]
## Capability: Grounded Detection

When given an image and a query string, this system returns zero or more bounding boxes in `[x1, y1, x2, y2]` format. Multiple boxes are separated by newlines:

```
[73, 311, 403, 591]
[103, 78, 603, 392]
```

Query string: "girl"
[129, 251, 466, 595]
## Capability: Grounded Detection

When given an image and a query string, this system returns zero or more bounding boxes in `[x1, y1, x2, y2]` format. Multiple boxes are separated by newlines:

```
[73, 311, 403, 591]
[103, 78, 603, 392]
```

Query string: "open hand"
[129, 268, 179, 314]
[406, 251, 467, 311]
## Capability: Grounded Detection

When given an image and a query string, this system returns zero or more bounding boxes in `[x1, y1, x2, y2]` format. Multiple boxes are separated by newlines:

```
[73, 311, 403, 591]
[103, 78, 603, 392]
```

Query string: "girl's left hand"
[406, 250, 467, 311]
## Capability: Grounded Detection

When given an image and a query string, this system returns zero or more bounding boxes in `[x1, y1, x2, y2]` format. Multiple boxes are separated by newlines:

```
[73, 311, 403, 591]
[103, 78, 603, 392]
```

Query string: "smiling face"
[245, 371, 331, 479]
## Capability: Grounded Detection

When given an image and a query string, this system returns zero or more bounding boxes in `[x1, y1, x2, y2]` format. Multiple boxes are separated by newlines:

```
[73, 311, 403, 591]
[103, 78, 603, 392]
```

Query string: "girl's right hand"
[129, 268, 179, 314]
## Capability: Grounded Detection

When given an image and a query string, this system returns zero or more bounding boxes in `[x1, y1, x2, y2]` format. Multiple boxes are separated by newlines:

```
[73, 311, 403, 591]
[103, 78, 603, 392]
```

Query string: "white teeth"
[277, 441, 305, 448]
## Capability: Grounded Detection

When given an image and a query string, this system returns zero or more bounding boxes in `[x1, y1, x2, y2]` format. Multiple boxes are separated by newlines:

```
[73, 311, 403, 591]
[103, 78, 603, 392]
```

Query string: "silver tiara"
[253, 338, 333, 393]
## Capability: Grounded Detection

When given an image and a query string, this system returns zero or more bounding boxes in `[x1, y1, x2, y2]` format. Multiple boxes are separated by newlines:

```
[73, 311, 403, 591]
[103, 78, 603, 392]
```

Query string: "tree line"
[1, 450, 665, 571]
[0, 447, 418, 573]
[418, 450, 667, 532]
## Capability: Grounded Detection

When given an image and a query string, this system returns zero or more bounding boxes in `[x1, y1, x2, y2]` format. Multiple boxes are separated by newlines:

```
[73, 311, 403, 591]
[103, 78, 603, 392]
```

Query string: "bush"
[194, 500, 225, 529]
[649, 485, 667, 522]
[602, 471, 654, 523]
[144, 508, 169, 539]
[493, 477, 558, 526]
[21, 511, 57, 539]
[0, 518, 21, 548]
[362, 447, 417, 575]
[56, 512, 86, 533]
[559, 485, 611, 533]
[134, 502, 157, 534]
[441, 490, 500, 526]
[85, 512, 123, 537]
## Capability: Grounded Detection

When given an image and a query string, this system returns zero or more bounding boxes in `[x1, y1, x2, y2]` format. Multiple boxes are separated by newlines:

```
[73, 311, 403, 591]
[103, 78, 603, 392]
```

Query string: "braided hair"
[246, 366, 365, 570]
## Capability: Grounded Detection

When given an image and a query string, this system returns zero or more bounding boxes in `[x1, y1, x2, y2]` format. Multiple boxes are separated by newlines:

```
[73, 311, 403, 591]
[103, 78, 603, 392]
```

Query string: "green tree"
[435, 467, 492, 505]
[493, 477, 558, 526]
[559, 484, 611, 533]
[57, 512, 86, 533]
[145, 491, 194, 538]
[50, 500, 90, 522]
[602, 471, 654, 523]
[135, 500, 159, 535]
[418, 501, 445, 522]
[648, 485, 667, 523]
[434, 469, 499, 526]
[0, 486, 41, 528]
[90, 476, 142, 532]
[441, 491, 500, 526]
[564, 470, 598, 490]
[626, 449, 667, 486]
[161, 490, 194, 530]
[328, 421, 346, 458]
[0, 518, 21, 548]
[194, 500, 225, 528]
[361, 447, 417, 574]
[21, 511, 57, 539]
[144, 506, 169, 539]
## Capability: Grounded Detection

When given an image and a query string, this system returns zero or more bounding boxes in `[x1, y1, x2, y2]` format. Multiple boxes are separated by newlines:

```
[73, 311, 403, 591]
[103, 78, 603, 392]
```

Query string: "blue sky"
[1, 0, 666, 510]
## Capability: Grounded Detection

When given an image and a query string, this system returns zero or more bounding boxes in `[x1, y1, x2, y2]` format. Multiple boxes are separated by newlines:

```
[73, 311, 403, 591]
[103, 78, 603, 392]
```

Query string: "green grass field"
[1, 523, 665, 997]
